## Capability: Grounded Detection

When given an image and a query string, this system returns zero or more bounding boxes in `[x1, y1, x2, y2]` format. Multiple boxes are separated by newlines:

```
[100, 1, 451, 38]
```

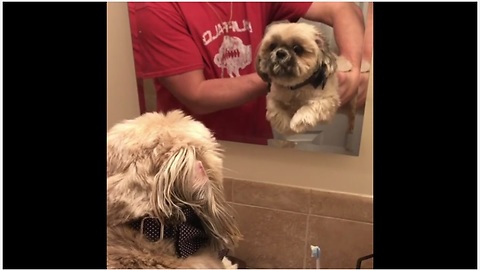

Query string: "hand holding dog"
[337, 67, 361, 107]
[355, 68, 370, 108]
[354, 2, 373, 109]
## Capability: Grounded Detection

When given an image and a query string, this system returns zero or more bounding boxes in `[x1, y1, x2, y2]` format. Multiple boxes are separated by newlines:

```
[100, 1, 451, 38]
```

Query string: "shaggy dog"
[107, 110, 242, 268]
[256, 22, 354, 135]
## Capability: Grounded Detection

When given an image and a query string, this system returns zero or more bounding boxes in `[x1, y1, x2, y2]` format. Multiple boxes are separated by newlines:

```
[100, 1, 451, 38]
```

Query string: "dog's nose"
[276, 50, 287, 59]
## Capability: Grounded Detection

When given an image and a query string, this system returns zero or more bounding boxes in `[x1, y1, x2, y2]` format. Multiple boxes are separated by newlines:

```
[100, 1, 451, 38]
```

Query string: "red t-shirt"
[131, 2, 312, 145]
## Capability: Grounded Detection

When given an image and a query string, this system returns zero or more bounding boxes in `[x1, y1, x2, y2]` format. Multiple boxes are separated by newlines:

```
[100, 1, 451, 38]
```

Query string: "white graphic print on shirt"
[214, 36, 252, 78]
[202, 20, 253, 78]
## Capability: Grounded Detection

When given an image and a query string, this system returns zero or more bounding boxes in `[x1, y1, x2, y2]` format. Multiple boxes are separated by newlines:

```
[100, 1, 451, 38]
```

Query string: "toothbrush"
[310, 245, 321, 269]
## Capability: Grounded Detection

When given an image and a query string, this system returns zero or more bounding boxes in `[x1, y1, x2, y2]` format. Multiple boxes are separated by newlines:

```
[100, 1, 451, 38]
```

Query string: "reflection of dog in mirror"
[107, 110, 242, 268]
[256, 22, 352, 135]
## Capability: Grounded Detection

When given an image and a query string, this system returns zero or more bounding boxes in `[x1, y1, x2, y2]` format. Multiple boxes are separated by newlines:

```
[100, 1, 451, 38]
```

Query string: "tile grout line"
[303, 189, 313, 269]
[308, 213, 373, 225]
[228, 202, 308, 216]
[228, 201, 372, 224]
[303, 213, 311, 269]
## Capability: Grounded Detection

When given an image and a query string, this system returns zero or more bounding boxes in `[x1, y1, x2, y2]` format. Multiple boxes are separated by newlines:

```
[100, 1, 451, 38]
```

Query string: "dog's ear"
[256, 59, 271, 84]
[151, 146, 202, 222]
[315, 33, 337, 77]
[314, 30, 328, 50]
[253, 39, 271, 83]
[320, 48, 337, 77]
[107, 172, 152, 226]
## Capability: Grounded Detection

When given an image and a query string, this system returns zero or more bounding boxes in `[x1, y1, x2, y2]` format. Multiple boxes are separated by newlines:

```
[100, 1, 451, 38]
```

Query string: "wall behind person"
[107, 2, 140, 130]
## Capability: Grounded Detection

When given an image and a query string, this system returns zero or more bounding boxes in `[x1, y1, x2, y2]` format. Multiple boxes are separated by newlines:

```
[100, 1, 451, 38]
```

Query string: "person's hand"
[336, 68, 361, 107]
[356, 69, 371, 109]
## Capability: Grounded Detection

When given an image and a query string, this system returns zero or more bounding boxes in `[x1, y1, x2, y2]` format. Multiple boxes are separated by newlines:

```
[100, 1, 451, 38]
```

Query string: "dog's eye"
[293, 45, 304, 55]
[268, 43, 277, 51]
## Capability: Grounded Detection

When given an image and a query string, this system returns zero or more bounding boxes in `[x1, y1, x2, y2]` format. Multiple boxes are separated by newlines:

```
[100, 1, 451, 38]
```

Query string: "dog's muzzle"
[269, 48, 296, 77]
[271, 48, 291, 63]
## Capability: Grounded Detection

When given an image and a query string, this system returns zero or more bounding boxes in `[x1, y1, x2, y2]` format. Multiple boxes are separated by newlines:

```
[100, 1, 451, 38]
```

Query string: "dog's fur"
[107, 110, 242, 268]
[256, 22, 353, 135]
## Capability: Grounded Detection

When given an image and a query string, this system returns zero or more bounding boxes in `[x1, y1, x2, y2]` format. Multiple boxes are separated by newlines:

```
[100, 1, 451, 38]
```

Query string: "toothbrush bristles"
[310, 245, 320, 258]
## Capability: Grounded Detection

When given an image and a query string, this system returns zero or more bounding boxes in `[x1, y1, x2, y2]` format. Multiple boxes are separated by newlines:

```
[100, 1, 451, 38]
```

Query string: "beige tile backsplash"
[309, 190, 373, 223]
[232, 180, 311, 214]
[223, 178, 233, 202]
[306, 216, 373, 269]
[224, 178, 373, 269]
[232, 204, 308, 269]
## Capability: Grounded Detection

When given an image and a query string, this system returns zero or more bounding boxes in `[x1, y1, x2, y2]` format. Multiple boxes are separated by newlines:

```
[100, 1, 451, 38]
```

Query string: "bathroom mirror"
[128, 2, 372, 156]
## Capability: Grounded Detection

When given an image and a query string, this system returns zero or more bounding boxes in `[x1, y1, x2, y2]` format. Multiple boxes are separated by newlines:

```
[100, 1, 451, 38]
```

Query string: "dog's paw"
[289, 112, 318, 133]
[290, 117, 315, 133]
[318, 108, 336, 123]
[266, 110, 294, 135]
[222, 257, 239, 269]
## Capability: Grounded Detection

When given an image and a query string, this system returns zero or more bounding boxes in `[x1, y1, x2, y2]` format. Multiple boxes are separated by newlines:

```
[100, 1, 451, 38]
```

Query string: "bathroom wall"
[107, 2, 140, 130]
[224, 178, 373, 269]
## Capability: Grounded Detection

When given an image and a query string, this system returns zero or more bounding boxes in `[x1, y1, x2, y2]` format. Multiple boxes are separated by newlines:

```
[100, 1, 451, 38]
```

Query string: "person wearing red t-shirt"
[129, 2, 364, 145]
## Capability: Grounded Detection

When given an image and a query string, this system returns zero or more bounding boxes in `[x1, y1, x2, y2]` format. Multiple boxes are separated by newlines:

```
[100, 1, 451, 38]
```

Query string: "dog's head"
[107, 110, 241, 250]
[255, 22, 337, 87]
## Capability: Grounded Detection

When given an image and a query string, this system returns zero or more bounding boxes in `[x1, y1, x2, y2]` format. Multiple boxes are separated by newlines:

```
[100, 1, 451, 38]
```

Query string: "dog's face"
[255, 22, 337, 87]
[107, 110, 241, 251]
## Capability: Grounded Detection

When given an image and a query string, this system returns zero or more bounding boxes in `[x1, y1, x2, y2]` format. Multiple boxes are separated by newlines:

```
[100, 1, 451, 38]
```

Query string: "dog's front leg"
[266, 97, 295, 135]
[290, 96, 340, 133]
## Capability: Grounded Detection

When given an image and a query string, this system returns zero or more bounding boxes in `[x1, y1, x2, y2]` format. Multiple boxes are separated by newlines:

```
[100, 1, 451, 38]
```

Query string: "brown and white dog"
[256, 22, 354, 135]
[107, 110, 242, 268]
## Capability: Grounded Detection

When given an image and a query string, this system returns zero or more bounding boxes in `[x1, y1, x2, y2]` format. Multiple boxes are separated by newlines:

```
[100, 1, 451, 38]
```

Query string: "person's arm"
[136, 3, 268, 115]
[362, 3, 373, 62]
[357, 2, 373, 108]
[157, 70, 268, 115]
[304, 2, 364, 70]
[303, 2, 365, 105]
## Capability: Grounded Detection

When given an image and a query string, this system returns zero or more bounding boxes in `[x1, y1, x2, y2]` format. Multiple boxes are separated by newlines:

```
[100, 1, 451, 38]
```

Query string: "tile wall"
[223, 178, 373, 269]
